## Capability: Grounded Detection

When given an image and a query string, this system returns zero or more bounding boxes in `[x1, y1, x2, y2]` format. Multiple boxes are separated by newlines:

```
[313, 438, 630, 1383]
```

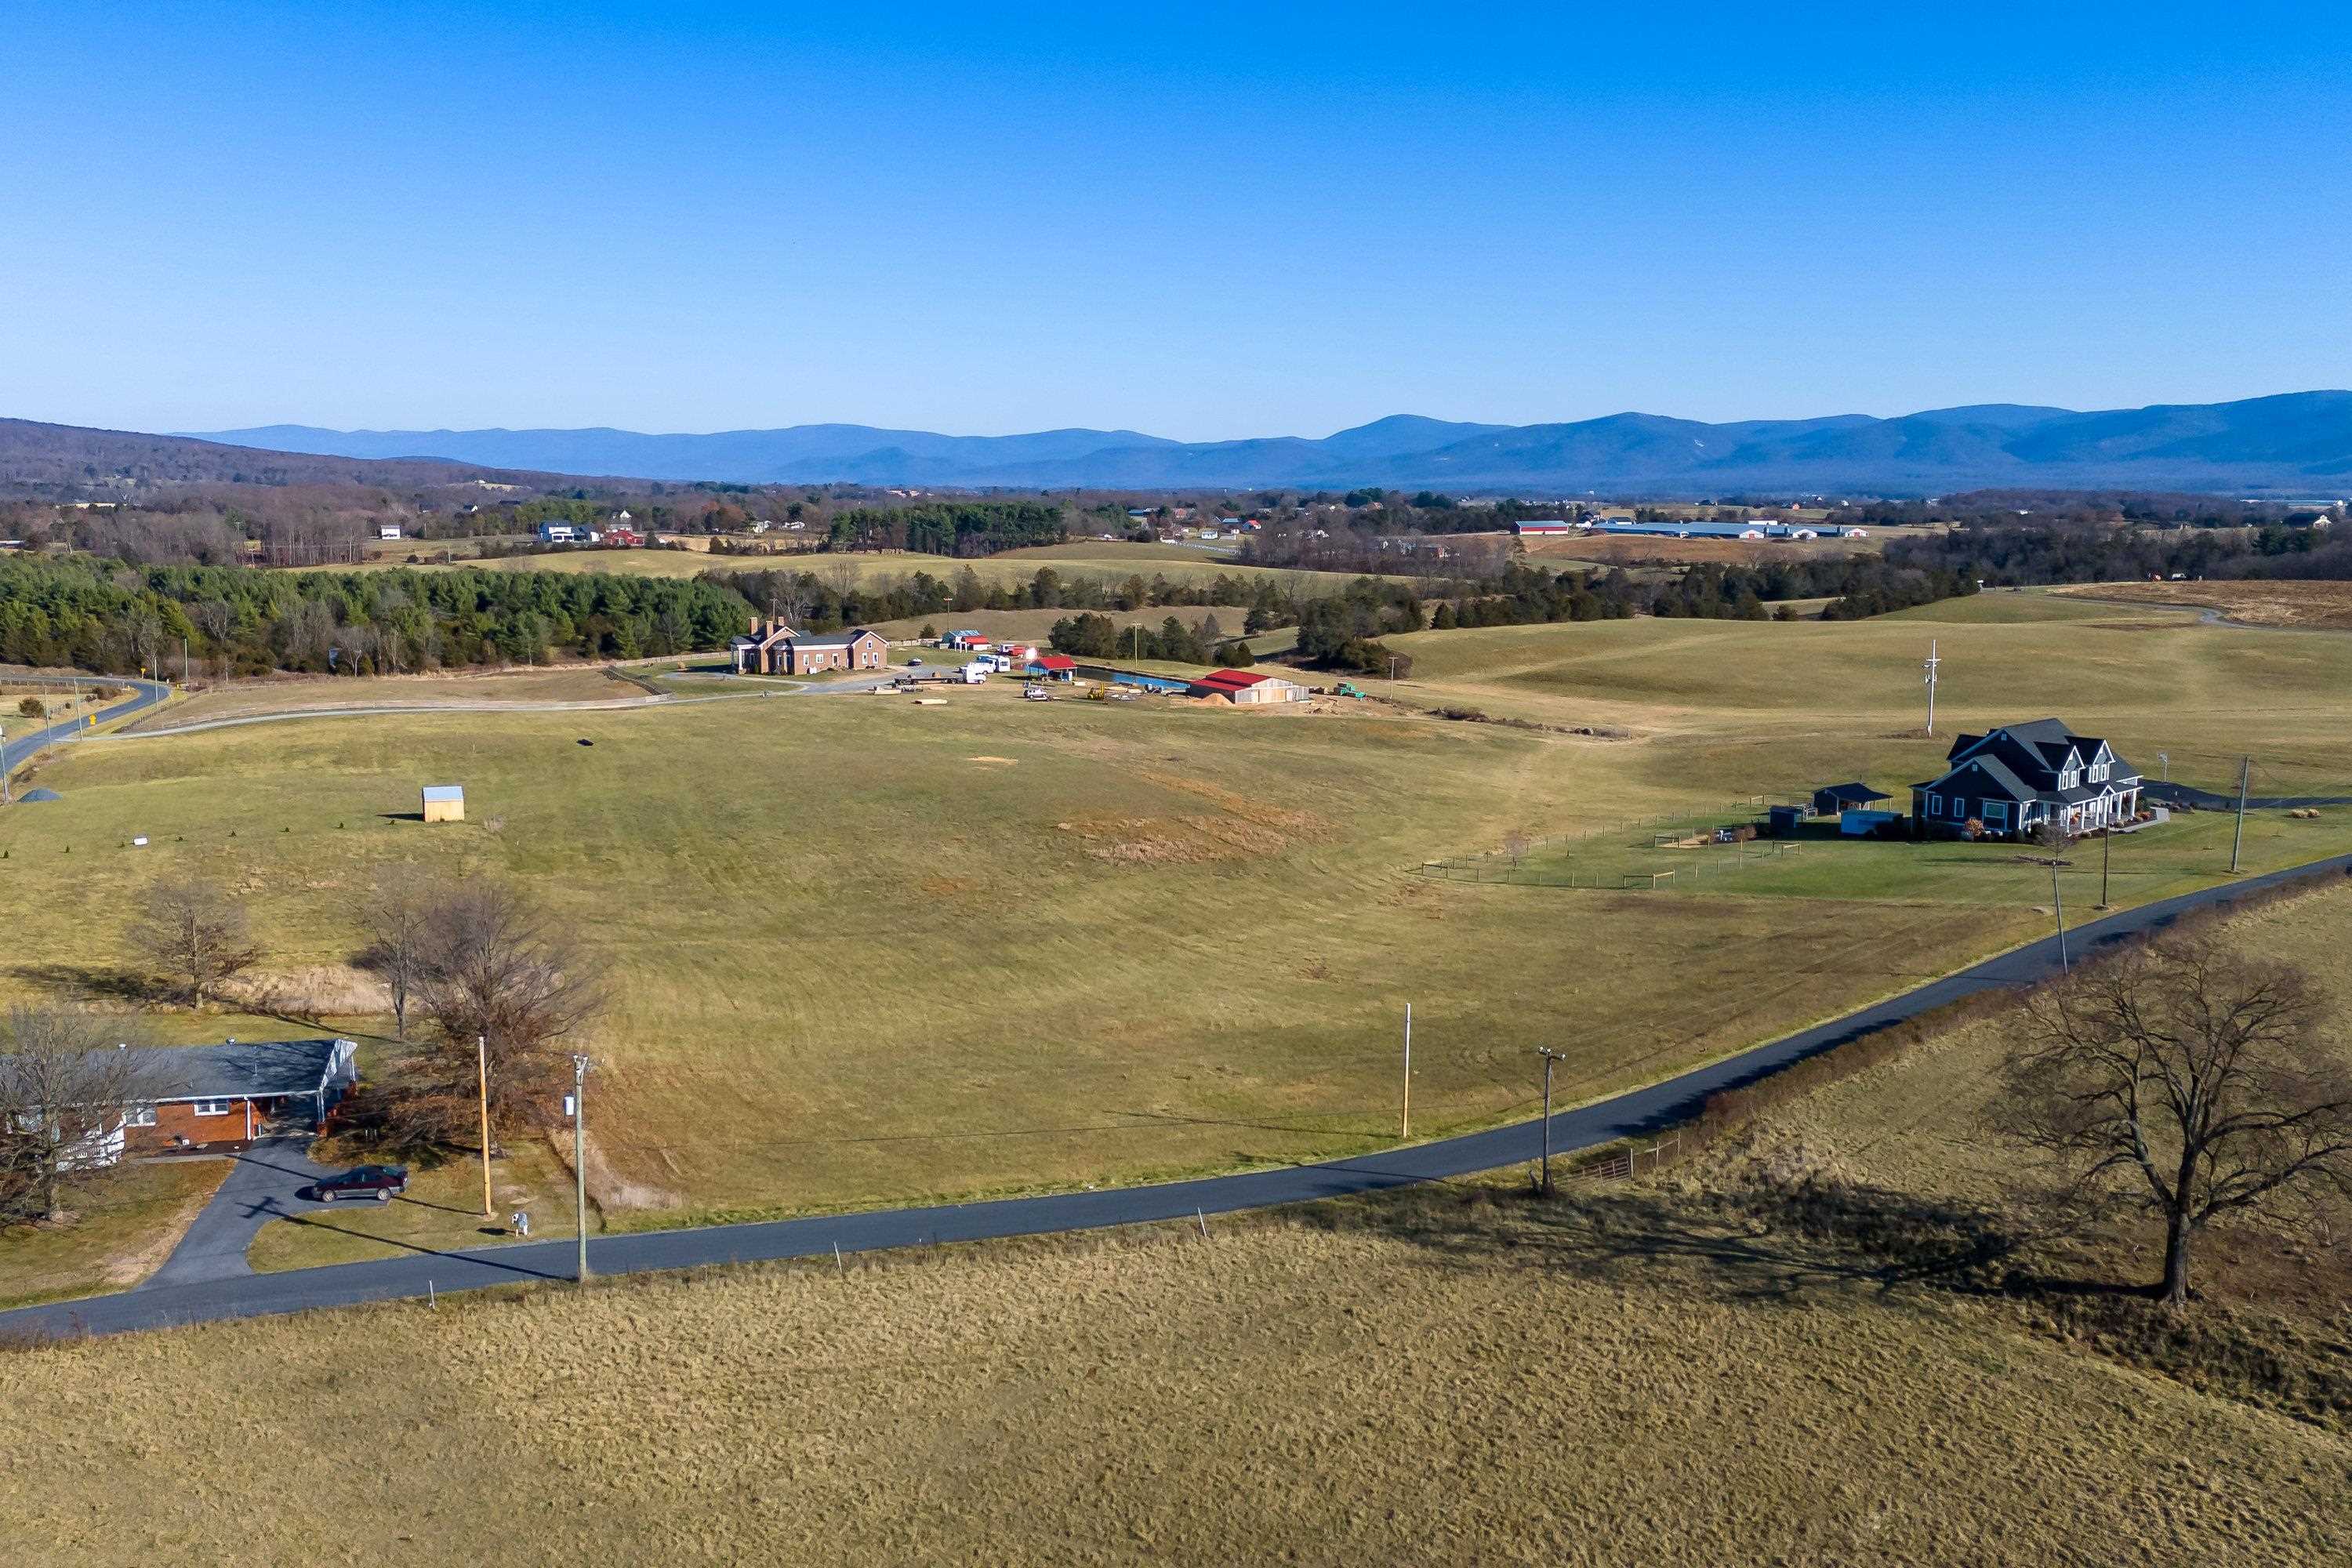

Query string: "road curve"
[0, 673, 172, 782]
[7, 848, 2348, 1341]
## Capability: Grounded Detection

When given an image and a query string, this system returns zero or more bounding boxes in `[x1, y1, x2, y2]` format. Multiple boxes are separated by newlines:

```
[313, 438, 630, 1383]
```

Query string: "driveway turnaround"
[6, 851, 2349, 1341]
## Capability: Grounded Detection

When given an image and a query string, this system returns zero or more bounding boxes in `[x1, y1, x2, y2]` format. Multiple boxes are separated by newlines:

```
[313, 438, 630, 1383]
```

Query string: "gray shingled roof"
[94, 1039, 354, 1103]
[791, 629, 883, 650]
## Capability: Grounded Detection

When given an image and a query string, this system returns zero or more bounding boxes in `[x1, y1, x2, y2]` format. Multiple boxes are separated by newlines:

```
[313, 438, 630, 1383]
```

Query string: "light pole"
[570, 1054, 592, 1282]
[1922, 639, 1940, 736]
[0, 723, 9, 805]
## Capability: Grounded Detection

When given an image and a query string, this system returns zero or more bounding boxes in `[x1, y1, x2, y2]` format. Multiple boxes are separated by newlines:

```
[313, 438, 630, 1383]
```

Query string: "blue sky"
[5, 2, 2348, 439]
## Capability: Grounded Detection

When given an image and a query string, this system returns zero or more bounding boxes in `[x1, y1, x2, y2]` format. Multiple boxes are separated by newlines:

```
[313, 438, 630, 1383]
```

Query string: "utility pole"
[0, 724, 9, 805]
[181, 636, 190, 685]
[2053, 861, 2067, 975]
[477, 1034, 493, 1218]
[1534, 1047, 1567, 1195]
[2230, 756, 2250, 874]
[2099, 821, 2111, 909]
[1922, 639, 1940, 737]
[571, 1054, 591, 1282]
[1399, 1004, 1411, 1141]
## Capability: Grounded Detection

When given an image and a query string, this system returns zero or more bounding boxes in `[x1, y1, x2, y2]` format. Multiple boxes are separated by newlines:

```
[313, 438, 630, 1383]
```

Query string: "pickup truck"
[307, 1163, 410, 1203]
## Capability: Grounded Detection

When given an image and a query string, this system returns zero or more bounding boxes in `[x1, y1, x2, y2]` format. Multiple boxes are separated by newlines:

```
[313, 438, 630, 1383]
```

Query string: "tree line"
[1884, 517, 2349, 587]
[0, 556, 753, 676]
[821, 501, 1067, 556]
[1424, 558, 1976, 630]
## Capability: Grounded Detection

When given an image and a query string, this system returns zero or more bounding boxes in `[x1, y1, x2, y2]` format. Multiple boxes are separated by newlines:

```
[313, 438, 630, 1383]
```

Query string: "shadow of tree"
[9, 962, 158, 1006]
[1305, 1175, 2118, 1310]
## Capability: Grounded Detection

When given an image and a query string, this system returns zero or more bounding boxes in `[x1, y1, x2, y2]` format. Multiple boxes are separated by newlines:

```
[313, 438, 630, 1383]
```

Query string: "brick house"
[733, 615, 800, 673]
[781, 629, 889, 674]
[9, 1038, 361, 1166]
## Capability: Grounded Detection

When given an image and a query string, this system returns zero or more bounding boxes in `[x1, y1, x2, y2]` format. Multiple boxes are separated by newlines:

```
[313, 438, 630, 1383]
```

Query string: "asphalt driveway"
[140, 1140, 343, 1289]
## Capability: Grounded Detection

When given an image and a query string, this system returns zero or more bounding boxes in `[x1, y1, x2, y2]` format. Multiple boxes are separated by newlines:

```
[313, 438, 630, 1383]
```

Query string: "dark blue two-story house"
[1911, 718, 2144, 839]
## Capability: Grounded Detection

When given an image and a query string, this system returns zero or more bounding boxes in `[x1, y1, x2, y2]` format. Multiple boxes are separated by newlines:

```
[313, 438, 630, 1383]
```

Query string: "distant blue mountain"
[185, 393, 2352, 494]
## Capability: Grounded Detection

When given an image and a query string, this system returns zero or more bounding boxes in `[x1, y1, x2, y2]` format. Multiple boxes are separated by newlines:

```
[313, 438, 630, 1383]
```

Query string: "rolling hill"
[179, 393, 2352, 494]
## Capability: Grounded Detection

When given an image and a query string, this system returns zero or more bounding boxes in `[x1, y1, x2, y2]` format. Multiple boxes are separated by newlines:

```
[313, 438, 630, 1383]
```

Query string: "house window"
[1927, 796, 1942, 817]
[123, 1105, 157, 1127]
[191, 1099, 234, 1117]
[1984, 803, 2007, 826]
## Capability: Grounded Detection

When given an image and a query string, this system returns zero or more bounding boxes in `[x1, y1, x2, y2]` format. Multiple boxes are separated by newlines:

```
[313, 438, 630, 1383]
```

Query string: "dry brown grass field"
[118, 666, 641, 731]
[2051, 577, 2352, 630]
[3, 593, 2350, 1299]
[6, 760, 2352, 1563]
[3, 1182, 2347, 1566]
[1516, 530, 1886, 568]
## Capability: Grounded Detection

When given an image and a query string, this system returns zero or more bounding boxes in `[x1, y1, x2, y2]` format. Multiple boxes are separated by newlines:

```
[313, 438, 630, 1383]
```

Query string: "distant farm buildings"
[1512, 520, 1574, 535]
[1573, 519, 1857, 543]
[1188, 669, 1307, 704]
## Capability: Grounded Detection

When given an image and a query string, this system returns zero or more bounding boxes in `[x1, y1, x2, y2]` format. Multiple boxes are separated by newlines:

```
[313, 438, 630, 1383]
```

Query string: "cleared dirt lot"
[2051, 578, 2352, 630]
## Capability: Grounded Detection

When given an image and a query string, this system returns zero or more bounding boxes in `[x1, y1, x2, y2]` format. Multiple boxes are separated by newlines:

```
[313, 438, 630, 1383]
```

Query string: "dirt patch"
[1060, 813, 1302, 865]
[548, 1128, 682, 1214]
[218, 964, 385, 1019]
[2051, 579, 2352, 631]
[965, 755, 1018, 765]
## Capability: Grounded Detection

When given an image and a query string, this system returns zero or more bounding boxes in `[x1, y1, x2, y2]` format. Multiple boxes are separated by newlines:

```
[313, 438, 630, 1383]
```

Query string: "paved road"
[8, 849, 2347, 1340]
[0, 673, 171, 782]
[142, 1141, 342, 1288]
[2144, 780, 2352, 812]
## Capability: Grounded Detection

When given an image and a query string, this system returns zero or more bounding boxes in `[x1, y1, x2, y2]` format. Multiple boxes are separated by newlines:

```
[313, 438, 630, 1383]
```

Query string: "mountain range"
[158, 390, 2352, 495]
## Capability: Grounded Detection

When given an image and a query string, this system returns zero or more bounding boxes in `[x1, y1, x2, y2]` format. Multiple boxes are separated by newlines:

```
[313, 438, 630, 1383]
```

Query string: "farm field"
[1385, 594, 2352, 797]
[305, 539, 1374, 597]
[2, 590, 2350, 1294]
[862, 604, 1252, 644]
[2050, 577, 2352, 630]
[1516, 530, 1886, 568]
[2, 1168, 2346, 1566]
[117, 666, 644, 732]
[2, 689, 2027, 1265]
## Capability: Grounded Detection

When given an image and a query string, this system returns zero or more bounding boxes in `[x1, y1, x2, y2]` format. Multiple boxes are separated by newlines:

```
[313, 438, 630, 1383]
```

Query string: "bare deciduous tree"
[128, 874, 260, 1007]
[0, 1007, 156, 1223]
[1998, 936, 2352, 1309]
[401, 882, 601, 1142]
[1502, 829, 1532, 869]
[354, 865, 437, 1040]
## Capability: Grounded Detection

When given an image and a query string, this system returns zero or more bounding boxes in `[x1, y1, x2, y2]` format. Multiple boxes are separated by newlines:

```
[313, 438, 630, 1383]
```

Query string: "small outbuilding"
[422, 784, 465, 823]
[1811, 782, 1889, 818]
[1029, 654, 1077, 682]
